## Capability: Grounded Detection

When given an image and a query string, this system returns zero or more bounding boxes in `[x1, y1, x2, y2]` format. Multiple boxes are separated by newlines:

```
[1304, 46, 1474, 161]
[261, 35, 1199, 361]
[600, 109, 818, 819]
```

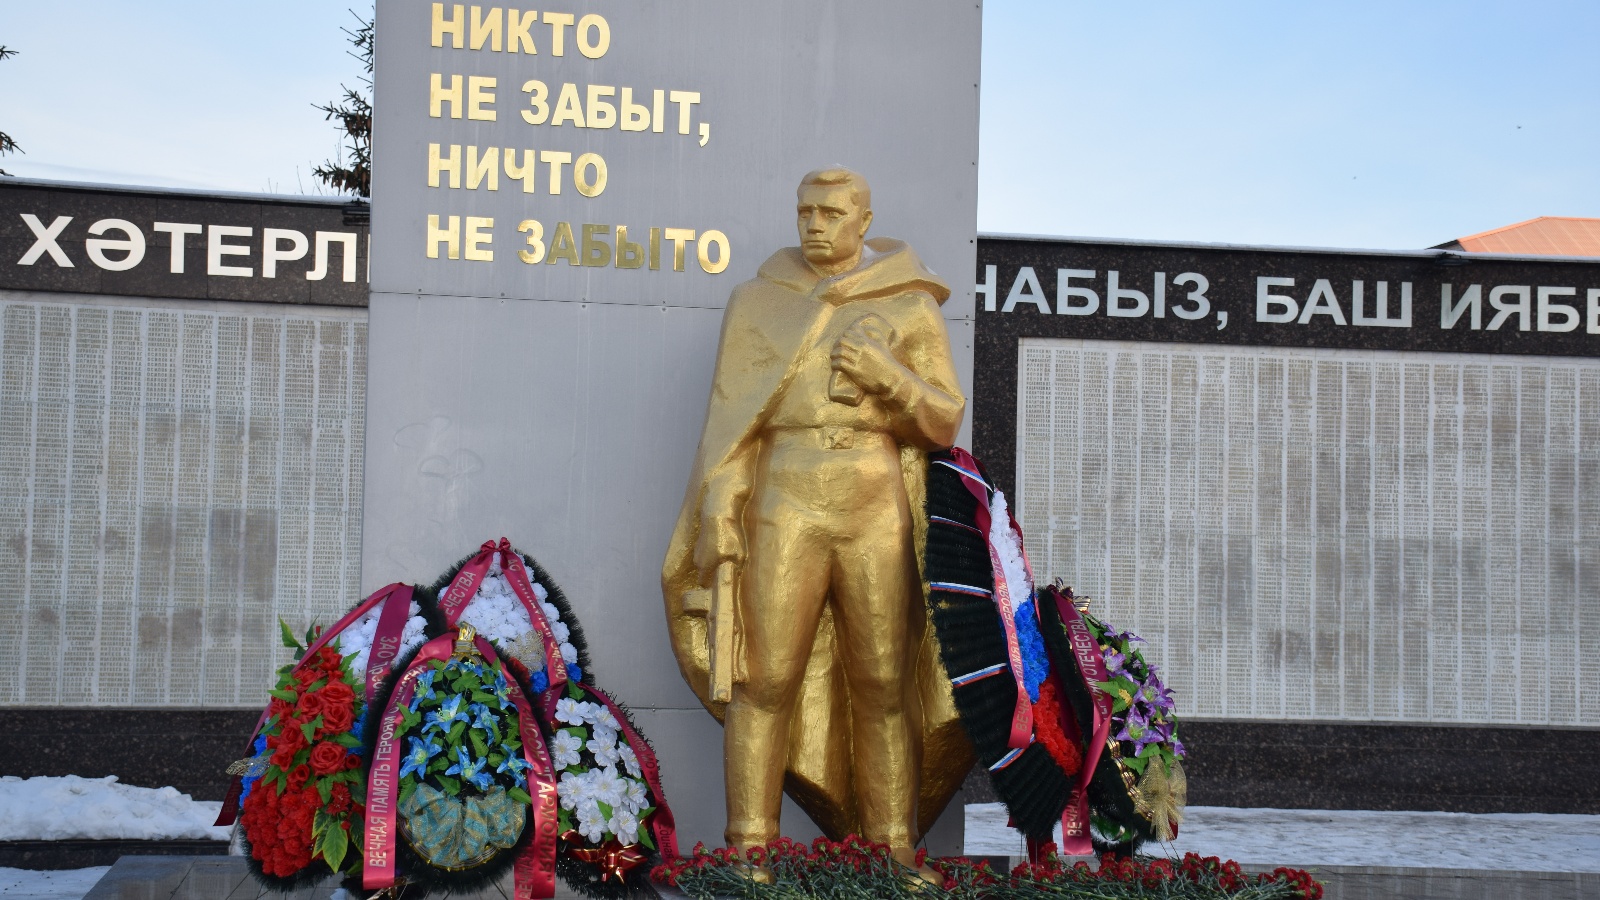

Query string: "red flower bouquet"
[238, 626, 369, 884]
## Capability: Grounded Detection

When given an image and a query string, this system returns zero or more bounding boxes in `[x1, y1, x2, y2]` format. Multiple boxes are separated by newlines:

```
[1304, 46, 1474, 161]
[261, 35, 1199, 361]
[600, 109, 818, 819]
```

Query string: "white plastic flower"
[555, 698, 587, 725]
[576, 701, 602, 724]
[618, 745, 642, 779]
[551, 730, 584, 770]
[609, 809, 640, 844]
[594, 709, 621, 733]
[557, 771, 587, 810]
[532, 583, 549, 602]
[560, 642, 578, 664]
[541, 602, 561, 623]
[341, 600, 428, 677]
[576, 800, 607, 842]
[590, 767, 626, 807]
[587, 734, 621, 768]
[591, 724, 618, 747]
[622, 778, 649, 812]
[551, 621, 570, 643]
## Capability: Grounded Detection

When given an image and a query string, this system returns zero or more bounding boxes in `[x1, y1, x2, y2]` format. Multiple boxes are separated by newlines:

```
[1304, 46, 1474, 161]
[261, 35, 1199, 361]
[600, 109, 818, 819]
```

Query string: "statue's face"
[797, 184, 870, 270]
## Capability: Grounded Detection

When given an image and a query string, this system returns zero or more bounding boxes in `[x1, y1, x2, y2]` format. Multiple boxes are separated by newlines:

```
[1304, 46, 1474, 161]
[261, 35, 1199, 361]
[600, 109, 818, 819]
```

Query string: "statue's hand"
[831, 323, 905, 396]
[694, 516, 745, 582]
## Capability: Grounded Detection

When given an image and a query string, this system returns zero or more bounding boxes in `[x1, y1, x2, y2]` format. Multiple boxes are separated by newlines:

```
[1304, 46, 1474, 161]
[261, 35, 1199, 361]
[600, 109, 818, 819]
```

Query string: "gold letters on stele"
[662, 168, 973, 869]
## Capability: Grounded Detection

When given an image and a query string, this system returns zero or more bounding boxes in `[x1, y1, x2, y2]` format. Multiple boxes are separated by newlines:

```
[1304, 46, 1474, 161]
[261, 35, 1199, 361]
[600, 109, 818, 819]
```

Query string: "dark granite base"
[75, 856, 1600, 900]
[0, 708, 258, 800]
[960, 719, 1600, 814]
[1298, 866, 1597, 900]
[5, 709, 1598, 814]
[1177, 720, 1600, 814]
[0, 839, 226, 870]
[81, 856, 604, 899]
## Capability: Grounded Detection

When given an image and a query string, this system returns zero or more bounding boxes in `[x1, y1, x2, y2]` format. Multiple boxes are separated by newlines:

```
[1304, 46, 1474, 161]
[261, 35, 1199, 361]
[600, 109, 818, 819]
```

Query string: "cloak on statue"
[662, 237, 975, 839]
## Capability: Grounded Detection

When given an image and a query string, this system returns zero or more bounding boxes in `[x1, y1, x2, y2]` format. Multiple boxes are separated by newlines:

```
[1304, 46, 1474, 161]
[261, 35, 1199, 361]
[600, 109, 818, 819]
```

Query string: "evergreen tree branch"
[312, 12, 372, 197]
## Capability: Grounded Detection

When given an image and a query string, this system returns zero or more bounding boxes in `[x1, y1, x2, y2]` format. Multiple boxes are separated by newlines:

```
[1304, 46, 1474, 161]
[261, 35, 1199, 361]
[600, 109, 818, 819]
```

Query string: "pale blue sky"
[3, 1, 1597, 249]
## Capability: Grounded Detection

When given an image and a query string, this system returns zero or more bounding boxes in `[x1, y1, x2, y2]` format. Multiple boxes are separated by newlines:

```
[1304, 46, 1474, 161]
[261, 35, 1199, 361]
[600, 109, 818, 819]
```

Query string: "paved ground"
[58, 856, 1600, 900]
[72, 856, 592, 900]
[965, 803, 1600, 872]
[8, 804, 1599, 900]
[0, 867, 108, 900]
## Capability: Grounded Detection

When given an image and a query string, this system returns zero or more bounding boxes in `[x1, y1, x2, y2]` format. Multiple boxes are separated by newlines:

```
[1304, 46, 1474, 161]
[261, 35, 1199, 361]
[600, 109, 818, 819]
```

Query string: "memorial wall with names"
[0, 180, 371, 707]
[975, 236, 1600, 729]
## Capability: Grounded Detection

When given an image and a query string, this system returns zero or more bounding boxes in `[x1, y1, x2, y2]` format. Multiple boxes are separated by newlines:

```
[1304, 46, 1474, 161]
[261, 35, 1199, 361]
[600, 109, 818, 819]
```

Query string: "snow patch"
[964, 802, 1600, 872]
[0, 776, 228, 841]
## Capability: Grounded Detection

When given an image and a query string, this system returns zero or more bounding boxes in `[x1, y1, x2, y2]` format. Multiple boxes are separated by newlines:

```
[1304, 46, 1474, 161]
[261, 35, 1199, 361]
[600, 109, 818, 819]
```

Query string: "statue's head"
[796, 168, 873, 276]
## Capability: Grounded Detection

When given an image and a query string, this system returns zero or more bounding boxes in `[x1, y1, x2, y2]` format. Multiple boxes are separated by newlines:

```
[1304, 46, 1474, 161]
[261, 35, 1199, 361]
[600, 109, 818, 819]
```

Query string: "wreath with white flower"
[449, 551, 585, 688]
[425, 542, 675, 899]
[551, 694, 658, 848]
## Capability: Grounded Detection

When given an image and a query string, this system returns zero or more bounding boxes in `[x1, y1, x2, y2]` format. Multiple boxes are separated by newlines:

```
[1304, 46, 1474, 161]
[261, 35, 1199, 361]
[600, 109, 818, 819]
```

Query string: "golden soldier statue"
[662, 168, 972, 874]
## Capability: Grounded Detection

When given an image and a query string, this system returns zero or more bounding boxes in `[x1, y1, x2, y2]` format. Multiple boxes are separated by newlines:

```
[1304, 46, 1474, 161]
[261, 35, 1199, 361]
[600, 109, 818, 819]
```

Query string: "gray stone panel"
[366, 0, 982, 849]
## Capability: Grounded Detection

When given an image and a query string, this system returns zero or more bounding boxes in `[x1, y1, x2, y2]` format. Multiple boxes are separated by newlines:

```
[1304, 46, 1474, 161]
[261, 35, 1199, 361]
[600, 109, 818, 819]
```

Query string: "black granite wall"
[958, 719, 1600, 815]
[0, 179, 370, 307]
[6, 708, 1597, 813]
[0, 709, 258, 801]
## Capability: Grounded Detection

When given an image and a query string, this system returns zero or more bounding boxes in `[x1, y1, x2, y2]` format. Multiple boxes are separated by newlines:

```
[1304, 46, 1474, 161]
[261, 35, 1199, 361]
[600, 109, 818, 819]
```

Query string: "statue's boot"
[891, 846, 944, 887]
[728, 837, 776, 884]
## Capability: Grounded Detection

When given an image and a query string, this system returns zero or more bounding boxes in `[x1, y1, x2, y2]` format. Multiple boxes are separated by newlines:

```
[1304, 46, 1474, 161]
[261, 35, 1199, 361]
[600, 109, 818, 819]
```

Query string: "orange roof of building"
[1447, 216, 1600, 257]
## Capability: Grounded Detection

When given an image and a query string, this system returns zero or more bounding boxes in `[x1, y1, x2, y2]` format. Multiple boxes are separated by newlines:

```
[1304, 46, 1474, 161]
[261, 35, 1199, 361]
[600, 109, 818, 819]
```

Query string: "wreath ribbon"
[947, 448, 1035, 751]
[1050, 586, 1115, 856]
[560, 832, 651, 882]
[216, 583, 414, 827]
[439, 538, 569, 695]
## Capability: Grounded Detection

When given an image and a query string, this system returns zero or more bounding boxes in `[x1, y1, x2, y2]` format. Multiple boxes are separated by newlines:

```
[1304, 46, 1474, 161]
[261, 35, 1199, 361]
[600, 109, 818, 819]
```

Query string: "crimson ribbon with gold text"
[438, 538, 569, 694]
[1050, 585, 1115, 856]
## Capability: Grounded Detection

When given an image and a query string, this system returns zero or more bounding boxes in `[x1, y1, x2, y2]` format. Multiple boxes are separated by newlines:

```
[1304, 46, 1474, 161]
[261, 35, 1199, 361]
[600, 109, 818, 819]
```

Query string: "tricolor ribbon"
[439, 538, 569, 695]
[1050, 586, 1115, 857]
[215, 583, 414, 827]
[363, 630, 560, 899]
[946, 448, 1034, 751]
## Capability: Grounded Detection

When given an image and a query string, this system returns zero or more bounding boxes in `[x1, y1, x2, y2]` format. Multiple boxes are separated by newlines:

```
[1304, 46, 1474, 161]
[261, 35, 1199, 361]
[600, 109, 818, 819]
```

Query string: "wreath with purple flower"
[1081, 609, 1187, 844]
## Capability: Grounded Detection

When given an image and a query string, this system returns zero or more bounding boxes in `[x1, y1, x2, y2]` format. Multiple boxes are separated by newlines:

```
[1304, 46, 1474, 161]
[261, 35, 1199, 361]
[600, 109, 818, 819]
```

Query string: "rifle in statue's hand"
[683, 560, 739, 704]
